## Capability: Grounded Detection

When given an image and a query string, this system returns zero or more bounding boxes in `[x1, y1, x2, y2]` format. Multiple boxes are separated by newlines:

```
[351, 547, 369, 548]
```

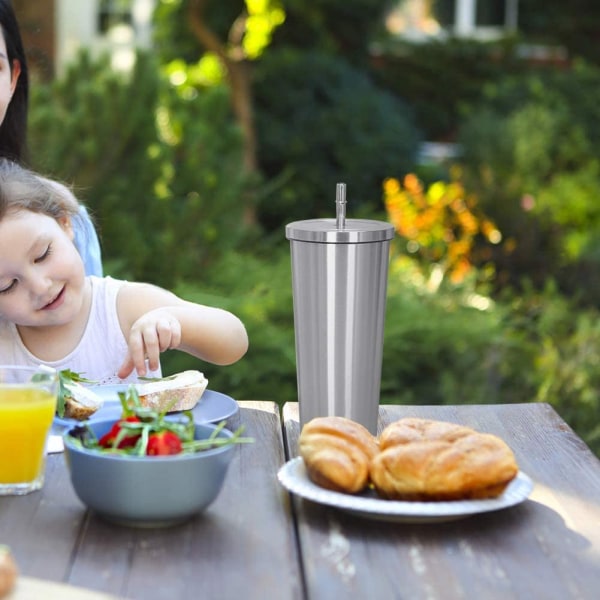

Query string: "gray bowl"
[63, 419, 235, 527]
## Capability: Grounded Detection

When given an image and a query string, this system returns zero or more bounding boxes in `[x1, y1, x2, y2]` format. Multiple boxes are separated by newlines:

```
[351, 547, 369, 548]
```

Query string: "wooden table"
[1, 402, 599, 599]
[282, 402, 600, 600]
[1, 402, 302, 600]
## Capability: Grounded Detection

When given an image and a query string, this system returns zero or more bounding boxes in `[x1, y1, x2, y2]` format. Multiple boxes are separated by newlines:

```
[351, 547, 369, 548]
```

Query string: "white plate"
[53, 388, 239, 428]
[278, 457, 534, 523]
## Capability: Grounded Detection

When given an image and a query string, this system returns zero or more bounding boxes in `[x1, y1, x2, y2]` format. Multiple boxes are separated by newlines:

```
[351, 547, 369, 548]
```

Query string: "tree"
[153, 0, 284, 224]
[518, 1, 600, 65]
[271, 0, 390, 66]
[152, 0, 396, 226]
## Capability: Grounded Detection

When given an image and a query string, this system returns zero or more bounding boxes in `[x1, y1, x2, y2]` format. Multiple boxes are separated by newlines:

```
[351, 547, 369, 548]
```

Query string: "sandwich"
[57, 369, 209, 421]
[60, 378, 104, 421]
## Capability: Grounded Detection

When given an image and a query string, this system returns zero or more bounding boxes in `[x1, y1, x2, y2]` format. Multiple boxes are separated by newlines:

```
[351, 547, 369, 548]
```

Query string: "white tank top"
[0, 276, 162, 384]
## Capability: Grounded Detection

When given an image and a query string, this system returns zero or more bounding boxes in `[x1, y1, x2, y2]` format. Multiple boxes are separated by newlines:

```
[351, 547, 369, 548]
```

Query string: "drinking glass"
[0, 365, 58, 495]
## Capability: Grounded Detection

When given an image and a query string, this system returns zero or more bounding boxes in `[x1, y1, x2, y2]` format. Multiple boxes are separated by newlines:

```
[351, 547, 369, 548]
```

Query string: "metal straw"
[336, 183, 346, 229]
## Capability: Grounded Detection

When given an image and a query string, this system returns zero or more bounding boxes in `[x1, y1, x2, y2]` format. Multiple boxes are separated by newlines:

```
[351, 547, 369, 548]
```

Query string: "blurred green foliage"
[272, 0, 390, 65]
[22, 3, 600, 457]
[166, 249, 299, 403]
[152, 0, 242, 64]
[371, 38, 527, 141]
[457, 61, 600, 303]
[29, 51, 249, 288]
[253, 48, 420, 228]
[518, 0, 600, 64]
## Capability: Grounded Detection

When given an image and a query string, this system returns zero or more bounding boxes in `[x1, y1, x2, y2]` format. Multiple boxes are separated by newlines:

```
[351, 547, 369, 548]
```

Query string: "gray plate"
[53, 388, 239, 428]
[278, 457, 534, 523]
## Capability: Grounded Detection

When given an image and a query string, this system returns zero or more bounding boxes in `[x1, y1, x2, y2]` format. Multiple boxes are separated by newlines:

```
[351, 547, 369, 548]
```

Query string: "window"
[98, 0, 133, 35]
[477, 1, 507, 26]
[386, 0, 518, 40]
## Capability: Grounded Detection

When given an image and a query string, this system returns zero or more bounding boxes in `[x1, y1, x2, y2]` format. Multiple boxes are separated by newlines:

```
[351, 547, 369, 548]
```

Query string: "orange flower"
[382, 173, 501, 285]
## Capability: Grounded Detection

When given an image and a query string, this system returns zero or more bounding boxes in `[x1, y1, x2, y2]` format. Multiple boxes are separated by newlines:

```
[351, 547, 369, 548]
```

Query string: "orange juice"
[0, 386, 56, 483]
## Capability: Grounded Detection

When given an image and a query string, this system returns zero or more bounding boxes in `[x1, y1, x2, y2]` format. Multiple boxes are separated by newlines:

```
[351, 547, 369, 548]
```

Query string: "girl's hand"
[117, 308, 182, 378]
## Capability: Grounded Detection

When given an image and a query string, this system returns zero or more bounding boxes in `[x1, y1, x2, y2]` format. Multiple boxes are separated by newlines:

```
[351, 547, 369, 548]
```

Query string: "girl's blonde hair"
[0, 158, 80, 222]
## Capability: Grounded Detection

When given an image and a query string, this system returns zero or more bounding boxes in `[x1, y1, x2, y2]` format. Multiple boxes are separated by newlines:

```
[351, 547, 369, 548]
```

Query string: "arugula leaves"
[67, 386, 253, 455]
[56, 369, 97, 418]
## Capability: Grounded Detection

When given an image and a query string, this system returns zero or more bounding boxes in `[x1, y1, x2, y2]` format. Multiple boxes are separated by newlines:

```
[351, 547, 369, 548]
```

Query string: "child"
[0, 159, 248, 384]
[0, 0, 103, 276]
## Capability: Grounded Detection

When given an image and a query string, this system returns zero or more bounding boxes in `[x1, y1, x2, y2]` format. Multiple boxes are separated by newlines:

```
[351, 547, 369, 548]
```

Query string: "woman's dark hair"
[0, 0, 28, 162]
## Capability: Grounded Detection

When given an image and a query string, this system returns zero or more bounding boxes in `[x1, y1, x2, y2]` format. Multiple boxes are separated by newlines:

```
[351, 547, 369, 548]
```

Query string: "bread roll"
[137, 370, 208, 412]
[370, 418, 518, 500]
[299, 416, 379, 494]
[0, 546, 17, 598]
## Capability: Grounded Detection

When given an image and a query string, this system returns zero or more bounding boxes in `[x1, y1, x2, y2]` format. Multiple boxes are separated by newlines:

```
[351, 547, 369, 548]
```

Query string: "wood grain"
[7, 577, 123, 600]
[283, 402, 600, 600]
[0, 403, 303, 600]
[4, 401, 598, 600]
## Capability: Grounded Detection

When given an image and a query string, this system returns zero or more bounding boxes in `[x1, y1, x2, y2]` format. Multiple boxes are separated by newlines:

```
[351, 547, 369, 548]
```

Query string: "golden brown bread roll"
[0, 545, 17, 598]
[370, 418, 519, 500]
[299, 416, 379, 494]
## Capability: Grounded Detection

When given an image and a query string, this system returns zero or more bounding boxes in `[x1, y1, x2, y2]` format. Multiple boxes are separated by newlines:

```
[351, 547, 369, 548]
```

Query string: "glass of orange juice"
[0, 365, 58, 495]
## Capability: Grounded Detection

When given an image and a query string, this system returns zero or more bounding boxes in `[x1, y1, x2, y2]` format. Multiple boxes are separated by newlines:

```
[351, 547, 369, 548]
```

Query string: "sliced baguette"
[136, 370, 208, 412]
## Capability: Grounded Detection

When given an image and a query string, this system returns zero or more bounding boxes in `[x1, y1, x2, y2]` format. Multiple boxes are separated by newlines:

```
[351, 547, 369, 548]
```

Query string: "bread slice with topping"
[136, 370, 208, 412]
[62, 382, 104, 421]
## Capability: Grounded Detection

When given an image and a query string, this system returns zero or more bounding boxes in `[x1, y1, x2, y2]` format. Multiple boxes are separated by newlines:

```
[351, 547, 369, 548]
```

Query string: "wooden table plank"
[0, 403, 303, 600]
[9, 576, 123, 600]
[282, 402, 600, 600]
[0, 449, 88, 581]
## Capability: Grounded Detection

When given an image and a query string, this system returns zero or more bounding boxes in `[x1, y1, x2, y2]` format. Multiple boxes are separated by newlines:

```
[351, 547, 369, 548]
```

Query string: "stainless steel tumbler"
[286, 184, 394, 434]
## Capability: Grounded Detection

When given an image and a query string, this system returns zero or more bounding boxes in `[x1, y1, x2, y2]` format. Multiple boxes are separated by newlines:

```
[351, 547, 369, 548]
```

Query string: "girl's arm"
[115, 281, 248, 378]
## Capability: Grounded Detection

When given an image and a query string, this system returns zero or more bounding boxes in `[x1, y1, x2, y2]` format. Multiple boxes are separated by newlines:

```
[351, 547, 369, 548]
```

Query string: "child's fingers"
[117, 354, 135, 379]
[125, 312, 181, 376]
[155, 317, 182, 351]
[128, 329, 151, 375]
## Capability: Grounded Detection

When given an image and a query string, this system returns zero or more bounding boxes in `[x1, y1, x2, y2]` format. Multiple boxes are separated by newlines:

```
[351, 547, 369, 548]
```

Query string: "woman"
[0, 0, 103, 276]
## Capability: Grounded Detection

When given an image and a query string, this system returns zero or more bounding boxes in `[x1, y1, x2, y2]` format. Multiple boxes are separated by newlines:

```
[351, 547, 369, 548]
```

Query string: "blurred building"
[386, 0, 519, 41]
[13, 0, 155, 80]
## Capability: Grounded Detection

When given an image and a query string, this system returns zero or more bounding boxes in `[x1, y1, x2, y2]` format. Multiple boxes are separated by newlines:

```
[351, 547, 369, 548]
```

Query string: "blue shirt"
[74, 205, 103, 277]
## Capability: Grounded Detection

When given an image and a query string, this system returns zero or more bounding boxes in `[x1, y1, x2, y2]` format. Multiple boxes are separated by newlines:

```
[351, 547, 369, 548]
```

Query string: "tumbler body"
[286, 218, 394, 434]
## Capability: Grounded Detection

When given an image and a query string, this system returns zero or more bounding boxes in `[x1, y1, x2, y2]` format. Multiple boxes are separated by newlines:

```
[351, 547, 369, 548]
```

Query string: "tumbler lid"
[285, 218, 395, 243]
[286, 183, 395, 243]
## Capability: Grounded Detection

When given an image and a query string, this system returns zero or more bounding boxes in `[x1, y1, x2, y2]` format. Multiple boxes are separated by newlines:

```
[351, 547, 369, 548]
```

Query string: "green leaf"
[56, 369, 97, 418]
[69, 393, 254, 457]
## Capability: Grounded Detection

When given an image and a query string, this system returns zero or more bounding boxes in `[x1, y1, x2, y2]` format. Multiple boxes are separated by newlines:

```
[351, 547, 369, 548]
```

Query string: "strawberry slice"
[99, 416, 141, 448]
[146, 431, 183, 455]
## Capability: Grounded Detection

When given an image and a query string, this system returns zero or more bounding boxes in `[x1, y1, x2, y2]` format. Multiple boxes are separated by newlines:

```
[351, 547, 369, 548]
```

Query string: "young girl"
[0, 0, 103, 276]
[0, 159, 248, 383]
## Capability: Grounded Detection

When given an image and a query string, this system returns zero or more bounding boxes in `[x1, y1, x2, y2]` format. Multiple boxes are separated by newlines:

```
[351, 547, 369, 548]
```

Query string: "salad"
[67, 387, 252, 456]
